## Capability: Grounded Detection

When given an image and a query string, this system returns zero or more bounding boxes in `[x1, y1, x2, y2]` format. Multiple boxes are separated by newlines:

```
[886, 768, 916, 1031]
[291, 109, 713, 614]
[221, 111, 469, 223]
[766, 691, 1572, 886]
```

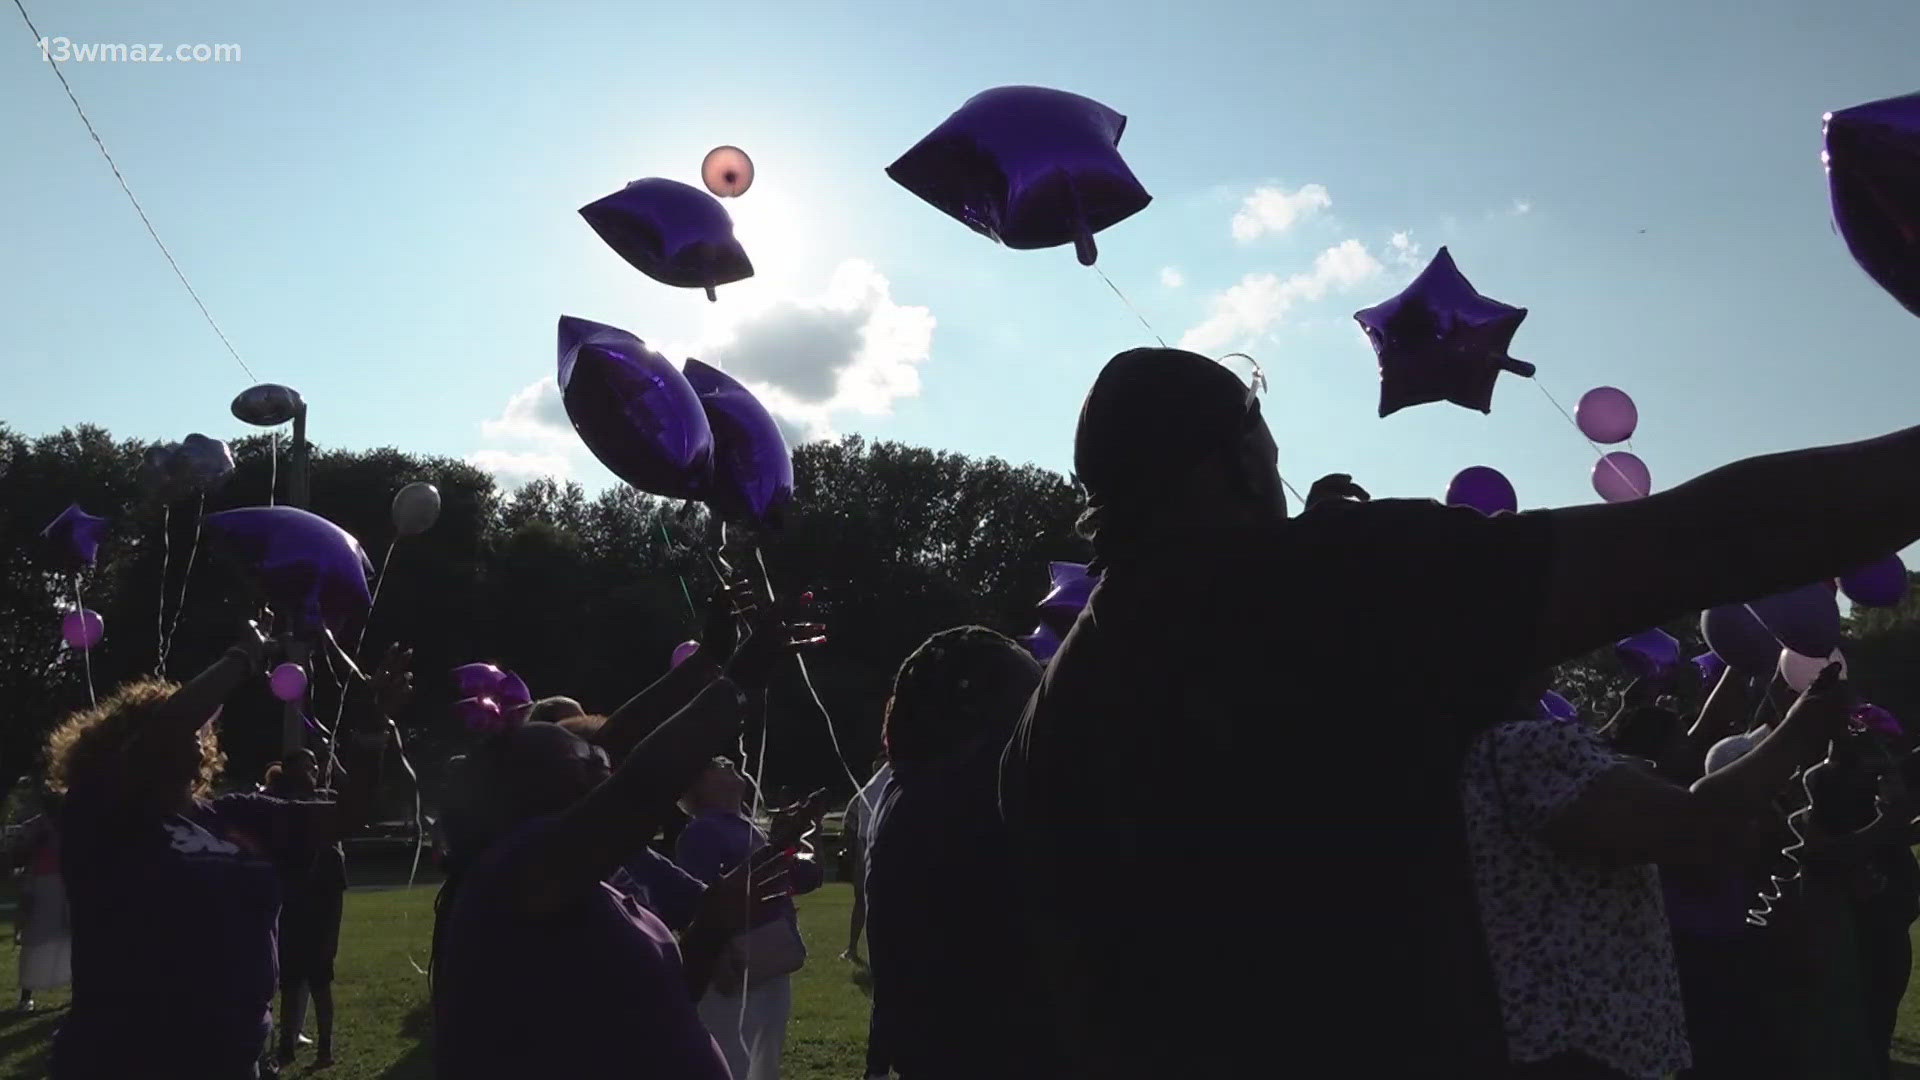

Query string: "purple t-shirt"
[434, 816, 730, 1080]
[675, 811, 824, 923]
[613, 845, 708, 933]
[54, 788, 320, 1076]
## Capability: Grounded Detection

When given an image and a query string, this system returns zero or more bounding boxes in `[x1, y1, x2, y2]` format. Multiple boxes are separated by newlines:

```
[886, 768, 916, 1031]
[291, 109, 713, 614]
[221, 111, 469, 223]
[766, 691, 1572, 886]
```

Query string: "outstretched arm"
[156, 624, 271, 736]
[1534, 426, 1920, 670]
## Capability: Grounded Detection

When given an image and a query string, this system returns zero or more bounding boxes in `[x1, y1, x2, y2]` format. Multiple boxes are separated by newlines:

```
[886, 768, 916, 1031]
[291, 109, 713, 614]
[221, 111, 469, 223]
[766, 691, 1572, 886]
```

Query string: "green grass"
[0, 883, 873, 1079]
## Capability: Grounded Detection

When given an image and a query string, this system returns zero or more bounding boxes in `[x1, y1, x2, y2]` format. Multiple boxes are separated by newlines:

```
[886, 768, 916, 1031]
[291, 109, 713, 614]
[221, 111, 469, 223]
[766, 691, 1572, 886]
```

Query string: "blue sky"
[5, 0, 1920, 524]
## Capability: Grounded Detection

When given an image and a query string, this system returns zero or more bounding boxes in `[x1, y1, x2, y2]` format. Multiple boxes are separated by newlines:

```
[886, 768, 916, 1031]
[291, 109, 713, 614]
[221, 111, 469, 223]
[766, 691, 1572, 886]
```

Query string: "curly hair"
[882, 627, 1040, 776]
[44, 678, 225, 802]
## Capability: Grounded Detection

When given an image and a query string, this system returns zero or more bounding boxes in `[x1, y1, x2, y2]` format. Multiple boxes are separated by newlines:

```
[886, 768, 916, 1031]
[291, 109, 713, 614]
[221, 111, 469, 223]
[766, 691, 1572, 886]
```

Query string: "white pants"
[698, 974, 791, 1080]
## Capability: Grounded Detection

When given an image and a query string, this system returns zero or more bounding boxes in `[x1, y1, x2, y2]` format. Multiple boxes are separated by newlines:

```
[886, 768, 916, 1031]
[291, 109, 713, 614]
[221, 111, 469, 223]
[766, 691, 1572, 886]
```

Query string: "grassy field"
[0, 882, 873, 1079]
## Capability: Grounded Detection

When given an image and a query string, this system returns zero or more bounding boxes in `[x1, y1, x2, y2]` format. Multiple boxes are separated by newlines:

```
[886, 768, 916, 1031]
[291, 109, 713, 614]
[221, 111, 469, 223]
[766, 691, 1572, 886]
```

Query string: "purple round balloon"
[1840, 553, 1909, 608]
[1701, 604, 1782, 674]
[1574, 386, 1638, 444]
[1750, 582, 1843, 659]
[1444, 466, 1517, 516]
[1615, 628, 1681, 678]
[41, 503, 109, 569]
[61, 608, 103, 651]
[455, 696, 505, 733]
[1354, 247, 1536, 418]
[1854, 703, 1903, 738]
[558, 316, 715, 501]
[497, 670, 532, 712]
[683, 358, 794, 531]
[579, 178, 753, 302]
[269, 662, 309, 702]
[887, 86, 1151, 267]
[671, 641, 701, 669]
[1538, 690, 1578, 723]
[1825, 92, 1920, 319]
[205, 506, 374, 634]
[1591, 451, 1650, 503]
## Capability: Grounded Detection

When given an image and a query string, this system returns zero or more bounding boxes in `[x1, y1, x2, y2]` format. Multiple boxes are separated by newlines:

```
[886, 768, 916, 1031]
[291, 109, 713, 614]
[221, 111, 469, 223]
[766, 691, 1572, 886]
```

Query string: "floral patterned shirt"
[1460, 719, 1691, 1079]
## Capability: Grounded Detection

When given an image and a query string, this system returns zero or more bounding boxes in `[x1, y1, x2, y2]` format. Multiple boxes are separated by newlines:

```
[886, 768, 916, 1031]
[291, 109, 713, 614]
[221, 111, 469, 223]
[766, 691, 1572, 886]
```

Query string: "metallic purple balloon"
[1692, 651, 1728, 686]
[1022, 624, 1062, 664]
[1538, 690, 1578, 723]
[205, 506, 374, 634]
[1037, 561, 1096, 636]
[41, 503, 109, 569]
[1824, 92, 1920, 319]
[1591, 451, 1650, 503]
[579, 178, 753, 301]
[1444, 466, 1517, 516]
[1615, 628, 1681, 679]
[177, 434, 236, 493]
[1574, 386, 1637, 444]
[1701, 604, 1781, 674]
[1354, 247, 1535, 418]
[497, 671, 532, 712]
[1840, 553, 1908, 608]
[1751, 583, 1843, 659]
[558, 316, 715, 500]
[683, 358, 794, 531]
[887, 86, 1151, 266]
[61, 609, 104, 651]
[451, 662, 508, 697]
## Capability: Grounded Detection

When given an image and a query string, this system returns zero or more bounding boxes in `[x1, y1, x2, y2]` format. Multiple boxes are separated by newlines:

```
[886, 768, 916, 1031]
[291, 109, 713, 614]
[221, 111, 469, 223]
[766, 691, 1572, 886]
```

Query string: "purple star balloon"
[205, 506, 374, 634]
[41, 503, 109, 569]
[579, 178, 753, 302]
[558, 316, 715, 500]
[1825, 92, 1920, 319]
[887, 86, 1151, 266]
[1036, 561, 1096, 637]
[1354, 247, 1536, 418]
[1615, 628, 1681, 679]
[1444, 466, 1517, 516]
[1840, 553, 1908, 608]
[683, 358, 794, 532]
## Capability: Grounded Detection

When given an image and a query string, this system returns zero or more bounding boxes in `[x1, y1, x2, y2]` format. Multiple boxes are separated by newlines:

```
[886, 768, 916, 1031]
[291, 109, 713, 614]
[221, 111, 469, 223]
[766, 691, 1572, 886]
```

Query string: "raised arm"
[1534, 426, 1920, 669]
[317, 643, 412, 841]
[592, 585, 740, 760]
[156, 624, 271, 735]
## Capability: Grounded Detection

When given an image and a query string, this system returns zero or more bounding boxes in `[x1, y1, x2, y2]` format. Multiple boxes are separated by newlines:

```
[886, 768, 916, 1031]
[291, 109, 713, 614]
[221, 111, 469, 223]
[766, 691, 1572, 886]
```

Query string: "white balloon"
[701, 145, 754, 198]
[392, 482, 442, 537]
[1778, 647, 1847, 692]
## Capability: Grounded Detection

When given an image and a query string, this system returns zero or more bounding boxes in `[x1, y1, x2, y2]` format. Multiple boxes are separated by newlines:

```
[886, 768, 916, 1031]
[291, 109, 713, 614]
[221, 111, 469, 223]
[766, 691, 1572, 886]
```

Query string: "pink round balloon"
[1575, 386, 1638, 444]
[61, 609, 103, 651]
[1591, 451, 1651, 502]
[671, 640, 701, 668]
[701, 146, 754, 198]
[1778, 648, 1847, 692]
[269, 662, 309, 702]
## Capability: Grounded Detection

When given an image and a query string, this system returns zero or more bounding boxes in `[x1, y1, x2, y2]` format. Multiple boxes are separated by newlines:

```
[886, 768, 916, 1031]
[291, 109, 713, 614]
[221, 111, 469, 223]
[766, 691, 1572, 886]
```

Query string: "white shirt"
[844, 764, 893, 859]
[1460, 719, 1690, 1079]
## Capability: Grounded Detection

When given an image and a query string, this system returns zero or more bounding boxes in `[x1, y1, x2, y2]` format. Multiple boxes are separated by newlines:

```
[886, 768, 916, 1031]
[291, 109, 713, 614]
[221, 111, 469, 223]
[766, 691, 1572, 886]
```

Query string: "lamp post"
[232, 383, 310, 755]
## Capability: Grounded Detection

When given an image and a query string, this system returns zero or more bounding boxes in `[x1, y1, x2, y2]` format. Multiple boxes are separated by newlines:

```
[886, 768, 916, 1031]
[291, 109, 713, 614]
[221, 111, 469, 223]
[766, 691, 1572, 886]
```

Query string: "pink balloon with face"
[702, 146, 754, 198]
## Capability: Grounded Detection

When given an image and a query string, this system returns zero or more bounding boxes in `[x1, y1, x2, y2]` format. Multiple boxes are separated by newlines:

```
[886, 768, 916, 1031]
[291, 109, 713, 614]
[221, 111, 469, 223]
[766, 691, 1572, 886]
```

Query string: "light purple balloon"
[61, 609, 103, 651]
[1840, 554, 1909, 608]
[269, 662, 309, 702]
[1575, 387, 1638, 444]
[671, 641, 701, 669]
[1444, 466, 1517, 516]
[1591, 451, 1650, 503]
[683, 358, 794, 531]
[1615, 628, 1681, 678]
[1779, 648, 1846, 692]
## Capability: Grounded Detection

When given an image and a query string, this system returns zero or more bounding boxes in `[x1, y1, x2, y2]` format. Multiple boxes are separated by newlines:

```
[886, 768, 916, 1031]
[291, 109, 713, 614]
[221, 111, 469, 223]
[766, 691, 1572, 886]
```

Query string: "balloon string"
[1218, 352, 1305, 505]
[73, 577, 94, 707]
[323, 539, 397, 790]
[658, 519, 698, 620]
[268, 431, 279, 507]
[1530, 378, 1648, 498]
[1092, 266, 1167, 349]
[753, 546, 866, 801]
[156, 496, 205, 677]
[153, 505, 173, 675]
[11, 0, 257, 383]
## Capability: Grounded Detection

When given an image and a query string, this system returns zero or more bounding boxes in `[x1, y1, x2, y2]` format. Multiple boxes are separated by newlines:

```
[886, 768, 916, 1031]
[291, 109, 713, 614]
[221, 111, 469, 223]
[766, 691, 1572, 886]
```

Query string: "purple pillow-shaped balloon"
[1022, 624, 1062, 664]
[579, 178, 753, 302]
[558, 316, 714, 500]
[1615, 628, 1681, 679]
[1825, 92, 1920, 319]
[683, 358, 794, 532]
[1354, 247, 1535, 418]
[206, 506, 374, 634]
[1538, 690, 1578, 723]
[887, 86, 1151, 267]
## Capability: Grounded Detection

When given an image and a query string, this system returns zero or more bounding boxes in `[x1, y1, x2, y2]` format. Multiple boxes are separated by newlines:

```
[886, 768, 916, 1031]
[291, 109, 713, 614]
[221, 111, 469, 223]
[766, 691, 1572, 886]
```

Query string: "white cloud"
[1179, 239, 1384, 354]
[468, 449, 571, 489]
[1387, 230, 1422, 268]
[481, 379, 572, 445]
[1230, 184, 1331, 243]
[1159, 266, 1185, 289]
[1511, 198, 1533, 216]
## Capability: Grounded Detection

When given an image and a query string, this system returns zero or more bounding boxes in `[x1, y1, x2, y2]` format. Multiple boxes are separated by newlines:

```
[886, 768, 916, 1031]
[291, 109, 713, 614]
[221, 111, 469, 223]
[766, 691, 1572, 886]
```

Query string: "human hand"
[768, 789, 832, 849]
[725, 604, 827, 693]
[696, 845, 794, 932]
[1305, 473, 1370, 510]
[367, 644, 415, 718]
